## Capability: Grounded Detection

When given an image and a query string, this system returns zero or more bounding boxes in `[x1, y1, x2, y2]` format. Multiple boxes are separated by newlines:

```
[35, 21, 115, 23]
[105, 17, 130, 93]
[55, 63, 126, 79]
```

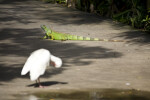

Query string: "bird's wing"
[21, 51, 38, 75]
[21, 49, 41, 75]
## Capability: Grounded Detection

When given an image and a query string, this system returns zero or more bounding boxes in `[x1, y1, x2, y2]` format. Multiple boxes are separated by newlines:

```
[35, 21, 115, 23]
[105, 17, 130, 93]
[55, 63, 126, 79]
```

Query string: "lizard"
[41, 25, 124, 42]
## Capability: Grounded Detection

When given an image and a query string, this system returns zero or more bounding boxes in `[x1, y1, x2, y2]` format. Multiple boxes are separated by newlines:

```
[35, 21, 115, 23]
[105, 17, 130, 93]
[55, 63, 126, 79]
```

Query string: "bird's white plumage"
[21, 48, 62, 81]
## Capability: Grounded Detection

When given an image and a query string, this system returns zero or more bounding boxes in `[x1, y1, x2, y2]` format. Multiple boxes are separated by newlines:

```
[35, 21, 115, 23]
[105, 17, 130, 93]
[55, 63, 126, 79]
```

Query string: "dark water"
[17, 89, 150, 100]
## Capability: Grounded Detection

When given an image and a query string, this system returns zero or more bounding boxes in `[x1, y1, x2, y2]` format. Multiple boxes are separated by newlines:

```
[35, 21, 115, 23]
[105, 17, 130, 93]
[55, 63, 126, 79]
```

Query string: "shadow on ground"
[27, 81, 68, 87]
[0, 0, 24, 4]
[0, 27, 122, 83]
[116, 30, 150, 45]
[0, 0, 106, 25]
[0, 0, 149, 84]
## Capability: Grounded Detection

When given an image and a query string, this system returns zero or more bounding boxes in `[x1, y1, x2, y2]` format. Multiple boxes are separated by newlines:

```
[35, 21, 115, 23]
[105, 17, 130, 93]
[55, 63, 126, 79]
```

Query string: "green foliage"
[75, 0, 82, 10]
[113, 0, 145, 28]
[142, 8, 150, 31]
[40, 0, 65, 3]
[73, 0, 148, 31]
[56, 0, 66, 4]
[97, 1, 109, 16]
[41, 0, 53, 3]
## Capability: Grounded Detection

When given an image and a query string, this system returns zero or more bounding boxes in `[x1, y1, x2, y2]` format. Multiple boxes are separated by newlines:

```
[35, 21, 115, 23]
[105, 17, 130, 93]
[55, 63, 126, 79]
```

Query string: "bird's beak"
[50, 61, 56, 67]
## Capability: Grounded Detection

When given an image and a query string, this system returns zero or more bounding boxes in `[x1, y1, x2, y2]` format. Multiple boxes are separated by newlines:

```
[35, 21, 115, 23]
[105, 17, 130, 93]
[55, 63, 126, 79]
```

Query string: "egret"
[21, 48, 62, 88]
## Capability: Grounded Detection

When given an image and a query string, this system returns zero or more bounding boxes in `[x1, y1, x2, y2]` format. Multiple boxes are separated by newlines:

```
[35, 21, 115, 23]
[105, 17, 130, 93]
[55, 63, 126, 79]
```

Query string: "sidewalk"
[0, 0, 150, 99]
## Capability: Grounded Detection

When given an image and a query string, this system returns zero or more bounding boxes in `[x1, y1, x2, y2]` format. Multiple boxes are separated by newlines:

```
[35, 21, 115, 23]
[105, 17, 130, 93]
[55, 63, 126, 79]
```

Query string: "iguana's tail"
[67, 35, 124, 42]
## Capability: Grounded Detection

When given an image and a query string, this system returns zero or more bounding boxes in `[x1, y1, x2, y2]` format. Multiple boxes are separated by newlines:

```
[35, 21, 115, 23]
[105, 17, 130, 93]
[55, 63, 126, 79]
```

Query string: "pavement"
[0, 0, 150, 99]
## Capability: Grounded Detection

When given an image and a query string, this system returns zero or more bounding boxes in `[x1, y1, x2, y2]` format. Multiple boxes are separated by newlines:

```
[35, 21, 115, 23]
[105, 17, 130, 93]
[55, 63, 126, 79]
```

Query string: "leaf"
[113, 9, 132, 18]
[142, 19, 146, 22]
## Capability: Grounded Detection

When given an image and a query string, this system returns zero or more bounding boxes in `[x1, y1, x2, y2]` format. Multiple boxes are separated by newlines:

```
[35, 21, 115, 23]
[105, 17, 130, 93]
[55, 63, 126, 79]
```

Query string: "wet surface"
[16, 89, 150, 100]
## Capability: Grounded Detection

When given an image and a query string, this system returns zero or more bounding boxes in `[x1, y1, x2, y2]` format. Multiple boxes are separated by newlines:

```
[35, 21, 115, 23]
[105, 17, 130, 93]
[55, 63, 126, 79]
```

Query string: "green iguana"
[41, 25, 124, 42]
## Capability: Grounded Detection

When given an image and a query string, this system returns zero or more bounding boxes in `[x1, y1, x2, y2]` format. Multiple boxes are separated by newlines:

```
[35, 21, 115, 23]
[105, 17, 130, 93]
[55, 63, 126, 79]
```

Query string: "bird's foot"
[39, 85, 45, 88]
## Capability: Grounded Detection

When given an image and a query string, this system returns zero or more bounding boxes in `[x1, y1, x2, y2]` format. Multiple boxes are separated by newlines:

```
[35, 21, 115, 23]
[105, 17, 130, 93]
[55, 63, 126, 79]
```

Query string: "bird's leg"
[36, 78, 44, 88]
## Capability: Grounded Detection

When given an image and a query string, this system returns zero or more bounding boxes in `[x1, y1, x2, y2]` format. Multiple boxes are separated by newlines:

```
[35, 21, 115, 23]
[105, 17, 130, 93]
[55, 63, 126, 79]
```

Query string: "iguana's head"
[41, 25, 48, 32]
[41, 25, 52, 36]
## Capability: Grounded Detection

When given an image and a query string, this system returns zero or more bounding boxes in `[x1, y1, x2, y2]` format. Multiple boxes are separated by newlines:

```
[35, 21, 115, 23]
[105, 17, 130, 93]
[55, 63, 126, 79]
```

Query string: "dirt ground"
[0, 0, 150, 99]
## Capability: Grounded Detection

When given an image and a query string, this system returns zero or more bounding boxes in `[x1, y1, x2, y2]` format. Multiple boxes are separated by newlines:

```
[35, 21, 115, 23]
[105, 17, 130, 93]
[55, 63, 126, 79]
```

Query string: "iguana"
[41, 25, 124, 42]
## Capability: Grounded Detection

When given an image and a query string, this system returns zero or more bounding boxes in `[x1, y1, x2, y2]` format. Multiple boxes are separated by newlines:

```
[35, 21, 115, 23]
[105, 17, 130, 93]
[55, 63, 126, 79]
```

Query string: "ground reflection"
[16, 89, 150, 100]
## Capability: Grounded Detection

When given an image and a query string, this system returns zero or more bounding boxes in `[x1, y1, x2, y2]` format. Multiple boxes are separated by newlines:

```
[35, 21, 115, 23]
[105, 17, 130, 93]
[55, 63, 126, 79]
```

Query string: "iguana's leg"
[47, 34, 54, 40]
[61, 39, 66, 41]
[50, 35, 54, 40]
[43, 36, 47, 39]
[61, 35, 67, 41]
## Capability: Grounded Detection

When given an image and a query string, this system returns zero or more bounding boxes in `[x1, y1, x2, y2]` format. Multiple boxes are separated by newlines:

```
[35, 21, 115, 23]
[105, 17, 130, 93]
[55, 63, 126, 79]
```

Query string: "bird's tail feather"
[21, 61, 30, 75]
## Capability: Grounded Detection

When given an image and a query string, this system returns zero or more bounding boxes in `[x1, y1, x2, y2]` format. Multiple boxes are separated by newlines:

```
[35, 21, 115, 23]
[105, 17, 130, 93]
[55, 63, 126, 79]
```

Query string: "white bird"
[21, 48, 62, 88]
